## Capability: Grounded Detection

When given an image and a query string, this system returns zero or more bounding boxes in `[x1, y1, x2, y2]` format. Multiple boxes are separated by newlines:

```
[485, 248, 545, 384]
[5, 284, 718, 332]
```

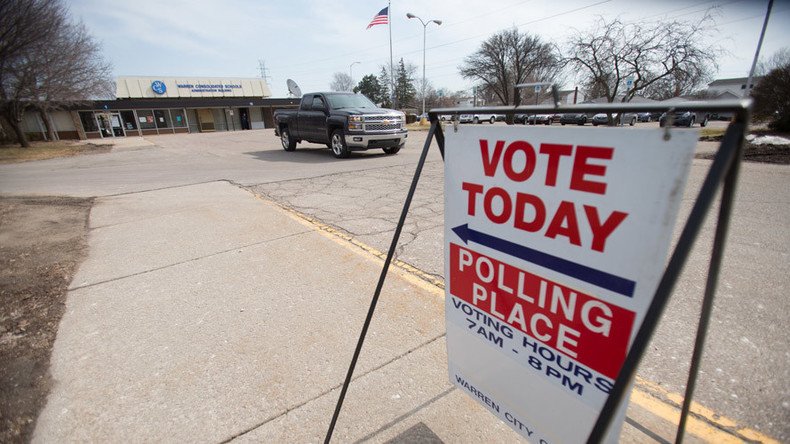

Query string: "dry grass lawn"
[0, 141, 111, 164]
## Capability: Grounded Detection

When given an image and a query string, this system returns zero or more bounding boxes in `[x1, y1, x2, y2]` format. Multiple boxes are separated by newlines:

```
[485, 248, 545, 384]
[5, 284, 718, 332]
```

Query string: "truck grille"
[366, 122, 401, 131]
[363, 115, 402, 131]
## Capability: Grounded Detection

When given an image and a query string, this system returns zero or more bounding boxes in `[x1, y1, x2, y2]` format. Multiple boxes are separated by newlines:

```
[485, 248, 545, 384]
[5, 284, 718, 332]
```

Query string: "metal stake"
[586, 120, 746, 443]
[324, 121, 439, 443]
[675, 115, 748, 443]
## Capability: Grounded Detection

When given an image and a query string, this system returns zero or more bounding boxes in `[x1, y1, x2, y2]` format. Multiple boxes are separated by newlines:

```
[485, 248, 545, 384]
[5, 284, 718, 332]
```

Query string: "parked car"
[559, 113, 590, 125]
[658, 110, 710, 128]
[527, 114, 553, 125]
[592, 113, 637, 126]
[514, 113, 528, 124]
[458, 114, 473, 123]
[637, 112, 652, 122]
[274, 92, 407, 158]
[466, 113, 498, 124]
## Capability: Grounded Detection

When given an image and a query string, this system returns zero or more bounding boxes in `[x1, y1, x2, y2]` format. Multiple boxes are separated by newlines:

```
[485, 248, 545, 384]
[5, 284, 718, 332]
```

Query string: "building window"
[137, 110, 155, 129]
[154, 110, 170, 128]
[79, 111, 98, 132]
[120, 110, 137, 130]
[170, 109, 186, 128]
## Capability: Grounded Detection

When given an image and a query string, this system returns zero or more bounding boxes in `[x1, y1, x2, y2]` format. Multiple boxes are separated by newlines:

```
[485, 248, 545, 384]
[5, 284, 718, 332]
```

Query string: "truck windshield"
[326, 94, 377, 109]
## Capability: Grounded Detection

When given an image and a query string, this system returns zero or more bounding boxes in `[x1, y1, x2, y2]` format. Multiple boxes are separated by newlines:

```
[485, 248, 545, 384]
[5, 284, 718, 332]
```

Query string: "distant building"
[556, 89, 586, 105]
[583, 94, 656, 104]
[455, 97, 476, 107]
[18, 76, 300, 141]
[706, 76, 763, 99]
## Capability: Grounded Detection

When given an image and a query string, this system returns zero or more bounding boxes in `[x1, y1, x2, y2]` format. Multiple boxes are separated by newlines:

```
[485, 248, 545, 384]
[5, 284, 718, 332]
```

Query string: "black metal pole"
[432, 115, 446, 159]
[675, 114, 748, 443]
[586, 122, 745, 443]
[324, 121, 439, 443]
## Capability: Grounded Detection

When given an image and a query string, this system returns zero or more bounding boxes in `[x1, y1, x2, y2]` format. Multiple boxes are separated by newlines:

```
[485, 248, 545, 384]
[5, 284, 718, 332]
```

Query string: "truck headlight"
[348, 115, 363, 130]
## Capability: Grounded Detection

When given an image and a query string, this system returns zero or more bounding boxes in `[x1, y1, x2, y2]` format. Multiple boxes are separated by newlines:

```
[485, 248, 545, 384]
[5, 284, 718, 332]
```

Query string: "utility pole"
[744, 0, 773, 98]
[258, 59, 272, 84]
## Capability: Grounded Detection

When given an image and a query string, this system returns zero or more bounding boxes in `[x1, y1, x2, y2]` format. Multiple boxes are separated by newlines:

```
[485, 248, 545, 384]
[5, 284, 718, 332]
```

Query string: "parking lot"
[0, 123, 786, 442]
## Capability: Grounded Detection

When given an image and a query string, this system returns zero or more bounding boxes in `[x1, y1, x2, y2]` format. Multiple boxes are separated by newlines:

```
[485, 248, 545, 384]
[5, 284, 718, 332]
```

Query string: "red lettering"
[462, 182, 484, 216]
[514, 192, 545, 232]
[539, 143, 573, 187]
[571, 146, 613, 195]
[545, 201, 581, 246]
[449, 243, 637, 379]
[480, 139, 506, 177]
[483, 187, 512, 224]
[584, 205, 628, 252]
[503, 141, 537, 182]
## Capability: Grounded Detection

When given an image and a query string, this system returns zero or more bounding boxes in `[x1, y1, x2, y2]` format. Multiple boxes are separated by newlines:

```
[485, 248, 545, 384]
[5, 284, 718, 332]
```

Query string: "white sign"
[444, 126, 697, 442]
[115, 76, 272, 99]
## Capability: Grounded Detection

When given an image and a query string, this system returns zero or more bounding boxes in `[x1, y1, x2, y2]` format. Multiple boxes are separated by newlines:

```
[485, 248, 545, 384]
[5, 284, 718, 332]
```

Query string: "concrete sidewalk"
[33, 181, 722, 443]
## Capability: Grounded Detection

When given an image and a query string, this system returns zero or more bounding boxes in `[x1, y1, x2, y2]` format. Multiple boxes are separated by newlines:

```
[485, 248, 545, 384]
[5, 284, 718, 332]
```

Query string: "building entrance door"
[239, 108, 250, 130]
[97, 113, 125, 137]
[110, 113, 124, 136]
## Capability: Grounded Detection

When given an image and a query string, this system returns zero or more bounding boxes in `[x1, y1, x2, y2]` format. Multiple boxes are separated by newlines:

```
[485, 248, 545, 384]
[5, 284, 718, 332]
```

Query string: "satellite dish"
[287, 79, 302, 98]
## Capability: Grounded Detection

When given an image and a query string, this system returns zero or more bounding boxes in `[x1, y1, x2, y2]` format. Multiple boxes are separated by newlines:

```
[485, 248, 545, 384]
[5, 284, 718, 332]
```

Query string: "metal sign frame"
[325, 97, 751, 444]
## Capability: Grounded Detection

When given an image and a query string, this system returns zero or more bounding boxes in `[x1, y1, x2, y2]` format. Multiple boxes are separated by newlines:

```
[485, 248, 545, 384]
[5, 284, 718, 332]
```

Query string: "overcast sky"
[70, 0, 789, 98]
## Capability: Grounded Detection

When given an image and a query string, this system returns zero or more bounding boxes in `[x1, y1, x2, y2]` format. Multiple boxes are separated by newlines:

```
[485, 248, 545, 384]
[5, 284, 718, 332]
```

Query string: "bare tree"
[751, 64, 790, 131]
[329, 72, 354, 92]
[0, 0, 113, 147]
[564, 15, 720, 103]
[474, 84, 501, 106]
[757, 46, 790, 75]
[459, 28, 559, 106]
[415, 81, 455, 113]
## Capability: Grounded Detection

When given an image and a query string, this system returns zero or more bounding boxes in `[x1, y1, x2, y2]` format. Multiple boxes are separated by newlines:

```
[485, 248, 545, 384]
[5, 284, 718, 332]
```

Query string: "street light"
[406, 13, 441, 122]
[349, 61, 360, 89]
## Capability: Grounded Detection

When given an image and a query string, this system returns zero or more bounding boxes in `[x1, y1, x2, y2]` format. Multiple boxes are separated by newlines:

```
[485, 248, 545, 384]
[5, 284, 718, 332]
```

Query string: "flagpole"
[389, 0, 395, 108]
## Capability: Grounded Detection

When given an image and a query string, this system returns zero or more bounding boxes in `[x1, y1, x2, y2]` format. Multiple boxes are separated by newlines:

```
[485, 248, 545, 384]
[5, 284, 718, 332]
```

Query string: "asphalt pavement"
[0, 124, 785, 443]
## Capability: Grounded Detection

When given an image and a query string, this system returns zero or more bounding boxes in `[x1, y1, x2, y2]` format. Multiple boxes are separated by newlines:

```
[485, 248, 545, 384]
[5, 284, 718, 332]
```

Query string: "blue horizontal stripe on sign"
[452, 223, 636, 298]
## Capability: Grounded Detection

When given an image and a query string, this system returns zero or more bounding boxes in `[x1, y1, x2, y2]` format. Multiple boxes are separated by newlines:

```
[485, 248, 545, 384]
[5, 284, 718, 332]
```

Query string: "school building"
[18, 76, 299, 141]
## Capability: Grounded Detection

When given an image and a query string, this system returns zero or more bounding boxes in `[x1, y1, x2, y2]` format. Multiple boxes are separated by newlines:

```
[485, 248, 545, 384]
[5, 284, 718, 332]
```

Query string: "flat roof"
[71, 97, 300, 111]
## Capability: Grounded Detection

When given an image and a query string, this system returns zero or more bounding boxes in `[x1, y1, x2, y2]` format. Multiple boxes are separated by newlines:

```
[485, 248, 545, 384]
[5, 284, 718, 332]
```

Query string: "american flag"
[366, 6, 389, 29]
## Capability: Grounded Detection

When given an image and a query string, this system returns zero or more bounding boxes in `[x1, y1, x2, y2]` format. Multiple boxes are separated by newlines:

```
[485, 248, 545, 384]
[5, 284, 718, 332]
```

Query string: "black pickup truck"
[274, 92, 407, 158]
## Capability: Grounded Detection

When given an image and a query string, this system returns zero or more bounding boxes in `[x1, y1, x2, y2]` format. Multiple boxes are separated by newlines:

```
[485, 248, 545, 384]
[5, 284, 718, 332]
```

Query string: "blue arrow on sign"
[452, 224, 636, 298]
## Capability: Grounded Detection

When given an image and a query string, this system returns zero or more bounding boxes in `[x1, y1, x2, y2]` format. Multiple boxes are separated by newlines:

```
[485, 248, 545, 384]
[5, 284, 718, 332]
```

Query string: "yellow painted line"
[633, 377, 780, 444]
[251, 190, 778, 444]
[629, 388, 742, 443]
[250, 192, 444, 298]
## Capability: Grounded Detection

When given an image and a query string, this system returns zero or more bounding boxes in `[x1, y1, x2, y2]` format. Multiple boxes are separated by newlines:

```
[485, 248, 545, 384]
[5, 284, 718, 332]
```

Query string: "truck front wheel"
[330, 129, 350, 158]
[280, 127, 296, 151]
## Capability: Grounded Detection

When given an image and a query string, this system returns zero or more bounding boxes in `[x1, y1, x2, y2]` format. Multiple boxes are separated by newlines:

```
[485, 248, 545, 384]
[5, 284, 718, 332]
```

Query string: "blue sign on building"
[151, 80, 167, 95]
